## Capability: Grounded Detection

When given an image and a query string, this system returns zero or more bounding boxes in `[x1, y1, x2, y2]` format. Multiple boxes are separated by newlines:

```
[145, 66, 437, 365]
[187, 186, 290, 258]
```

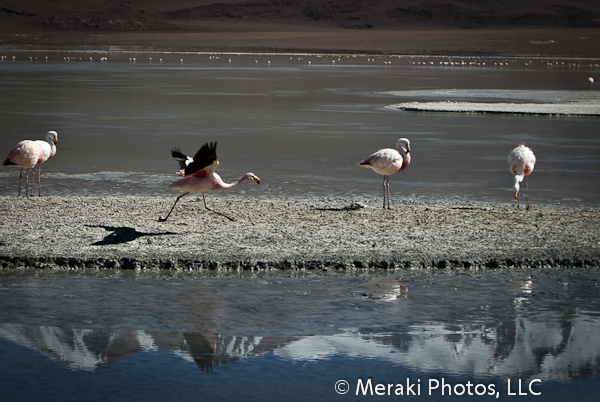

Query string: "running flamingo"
[508, 144, 536, 210]
[359, 138, 411, 209]
[3, 131, 58, 197]
[159, 142, 260, 222]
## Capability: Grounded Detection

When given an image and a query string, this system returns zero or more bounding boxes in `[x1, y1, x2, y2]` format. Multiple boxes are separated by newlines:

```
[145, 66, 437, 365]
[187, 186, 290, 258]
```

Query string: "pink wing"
[360, 148, 403, 176]
[3, 140, 40, 169]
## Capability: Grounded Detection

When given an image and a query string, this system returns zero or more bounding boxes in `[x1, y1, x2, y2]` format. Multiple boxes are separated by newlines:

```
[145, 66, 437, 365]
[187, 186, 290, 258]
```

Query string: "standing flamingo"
[159, 142, 260, 222]
[589, 77, 594, 89]
[508, 144, 536, 210]
[3, 131, 58, 197]
[359, 138, 411, 209]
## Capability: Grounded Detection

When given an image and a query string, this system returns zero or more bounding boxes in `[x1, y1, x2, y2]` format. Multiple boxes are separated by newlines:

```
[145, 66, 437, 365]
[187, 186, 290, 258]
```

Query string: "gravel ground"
[0, 196, 598, 270]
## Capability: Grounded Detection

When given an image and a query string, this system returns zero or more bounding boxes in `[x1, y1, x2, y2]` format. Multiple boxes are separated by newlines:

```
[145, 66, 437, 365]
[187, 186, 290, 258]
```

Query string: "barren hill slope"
[2, 0, 599, 32]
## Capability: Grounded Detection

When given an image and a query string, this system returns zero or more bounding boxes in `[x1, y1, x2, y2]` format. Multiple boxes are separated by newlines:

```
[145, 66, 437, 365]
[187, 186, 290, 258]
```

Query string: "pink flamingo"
[159, 142, 260, 222]
[589, 76, 594, 89]
[508, 144, 536, 210]
[359, 138, 411, 209]
[3, 131, 58, 197]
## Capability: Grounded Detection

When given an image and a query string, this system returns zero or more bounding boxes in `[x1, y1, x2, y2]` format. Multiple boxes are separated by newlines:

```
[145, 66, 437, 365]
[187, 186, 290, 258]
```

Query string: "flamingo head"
[46, 131, 58, 144]
[242, 173, 260, 185]
[513, 175, 523, 198]
[396, 138, 411, 154]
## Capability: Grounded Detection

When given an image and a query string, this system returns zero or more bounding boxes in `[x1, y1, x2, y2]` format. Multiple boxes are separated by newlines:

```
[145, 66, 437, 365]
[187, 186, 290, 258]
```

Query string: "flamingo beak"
[513, 191, 518, 199]
[54, 138, 58, 144]
[406, 145, 411, 153]
[254, 176, 261, 185]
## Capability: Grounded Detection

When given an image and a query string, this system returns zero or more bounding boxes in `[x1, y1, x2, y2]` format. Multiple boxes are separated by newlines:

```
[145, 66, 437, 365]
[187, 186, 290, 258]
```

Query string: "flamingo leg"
[203, 194, 235, 221]
[18, 168, 23, 196]
[37, 164, 42, 196]
[525, 176, 532, 210]
[382, 176, 387, 209]
[387, 176, 392, 209]
[29, 168, 36, 197]
[158, 192, 189, 222]
[383, 175, 392, 210]
[26, 168, 33, 197]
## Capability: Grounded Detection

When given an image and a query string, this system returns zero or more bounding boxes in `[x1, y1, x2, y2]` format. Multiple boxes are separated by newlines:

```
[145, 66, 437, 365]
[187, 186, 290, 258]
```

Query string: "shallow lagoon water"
[0, 268, 599, 401]
[0, 53, 599, 207]
[1, 52, 599, 401]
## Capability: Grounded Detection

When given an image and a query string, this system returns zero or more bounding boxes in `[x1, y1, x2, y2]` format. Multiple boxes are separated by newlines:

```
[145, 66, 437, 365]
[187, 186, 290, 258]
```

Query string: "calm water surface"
[0, 52, 598, 206]
[1, 52, 599, 401]
[0, 268, 599, 401]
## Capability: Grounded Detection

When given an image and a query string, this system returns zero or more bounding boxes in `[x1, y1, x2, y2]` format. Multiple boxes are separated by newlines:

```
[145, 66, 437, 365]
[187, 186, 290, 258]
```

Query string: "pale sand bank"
[385, 90, 600, 116]
[0, 196, 598, 270]
[388, 101, 600, 116]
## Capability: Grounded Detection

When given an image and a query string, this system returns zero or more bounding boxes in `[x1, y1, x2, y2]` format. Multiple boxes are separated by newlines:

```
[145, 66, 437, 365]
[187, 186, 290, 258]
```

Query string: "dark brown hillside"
[1, 0, 599, 56]
[2, 0, 600, 31]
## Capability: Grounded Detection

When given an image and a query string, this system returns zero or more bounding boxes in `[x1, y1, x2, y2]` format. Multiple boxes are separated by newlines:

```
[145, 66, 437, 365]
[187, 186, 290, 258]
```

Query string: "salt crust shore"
[388, 101, 600, 116]
[386, 90, 600, 116]
[0, 196, 598, 270]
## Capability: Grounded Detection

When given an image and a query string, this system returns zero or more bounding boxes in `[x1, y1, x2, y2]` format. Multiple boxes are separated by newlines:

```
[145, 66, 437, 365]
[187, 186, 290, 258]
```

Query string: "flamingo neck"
[38, 139, 57, 160]
[513, 174, 524, 192]
[399, 150, 411, 172]
[215, 174, 250, 190]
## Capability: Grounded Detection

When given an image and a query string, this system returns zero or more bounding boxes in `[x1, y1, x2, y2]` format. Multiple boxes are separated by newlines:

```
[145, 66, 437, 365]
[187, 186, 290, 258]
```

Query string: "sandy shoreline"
[388, 101, 600, 116]
[0, 196, 598, 270]
[385, 90, 600, 116]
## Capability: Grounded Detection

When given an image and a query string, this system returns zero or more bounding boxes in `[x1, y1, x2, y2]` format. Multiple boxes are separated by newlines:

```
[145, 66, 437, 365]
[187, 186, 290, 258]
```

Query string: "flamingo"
[508, 144, 536, 210]
[159, 142, 260, 222]
[3, 131, 58, 197]
[359, 138, 411, 209]
[589, 77, 594, 88]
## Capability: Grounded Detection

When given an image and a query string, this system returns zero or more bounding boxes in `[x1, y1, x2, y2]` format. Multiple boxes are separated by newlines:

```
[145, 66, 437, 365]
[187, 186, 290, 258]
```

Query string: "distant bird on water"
[159, 142, 260, 222]
[589, 76, 594, 89]
[359, 138, 411, 209]
[3, 131, 58, 197]
[508, 144, 536, 210]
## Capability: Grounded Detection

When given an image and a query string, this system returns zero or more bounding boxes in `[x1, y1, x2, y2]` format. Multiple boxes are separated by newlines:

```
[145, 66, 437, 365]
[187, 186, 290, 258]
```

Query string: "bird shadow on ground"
[313, 202, 365, 212]
[86, 225, 177, 245]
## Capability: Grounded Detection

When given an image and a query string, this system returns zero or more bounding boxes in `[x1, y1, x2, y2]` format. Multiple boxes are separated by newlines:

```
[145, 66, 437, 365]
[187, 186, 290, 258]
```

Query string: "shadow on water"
[86, 224, 176, 245]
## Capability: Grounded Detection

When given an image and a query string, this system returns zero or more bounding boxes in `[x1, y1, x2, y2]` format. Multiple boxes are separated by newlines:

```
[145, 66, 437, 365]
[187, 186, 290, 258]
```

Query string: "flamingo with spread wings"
[159, 142, 260, 222]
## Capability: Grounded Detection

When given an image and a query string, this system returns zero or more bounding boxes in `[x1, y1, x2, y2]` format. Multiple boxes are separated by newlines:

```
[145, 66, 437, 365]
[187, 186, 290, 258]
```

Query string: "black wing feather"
[185, 142, 218, 175]
[171, 147, 190, 170]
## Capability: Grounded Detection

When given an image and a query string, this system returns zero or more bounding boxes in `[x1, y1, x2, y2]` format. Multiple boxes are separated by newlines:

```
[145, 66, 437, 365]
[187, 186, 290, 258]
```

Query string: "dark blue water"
[0, 52, 599, 207]
[0, 268, 598, 401]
